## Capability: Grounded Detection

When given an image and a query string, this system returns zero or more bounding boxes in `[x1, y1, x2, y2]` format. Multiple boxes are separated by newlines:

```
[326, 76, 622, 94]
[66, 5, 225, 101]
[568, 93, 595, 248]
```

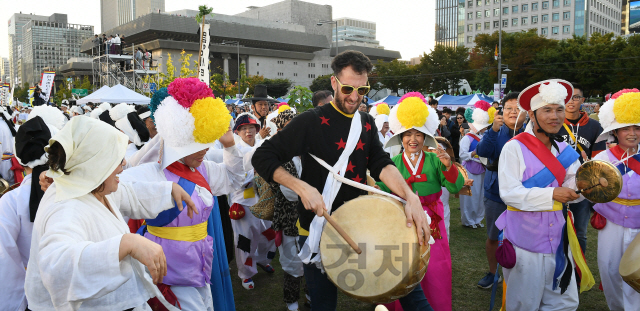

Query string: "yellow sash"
[147, 221, 208, 242]
[562, 123, 584, 153]
[612, 198, 640, 206]
[507, 201, 563, 212]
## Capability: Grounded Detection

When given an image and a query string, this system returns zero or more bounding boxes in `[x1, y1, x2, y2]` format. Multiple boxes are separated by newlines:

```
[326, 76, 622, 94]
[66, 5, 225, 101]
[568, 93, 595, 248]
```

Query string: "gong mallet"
[322, 210, 362, 254]
[576, 177, 608, 194]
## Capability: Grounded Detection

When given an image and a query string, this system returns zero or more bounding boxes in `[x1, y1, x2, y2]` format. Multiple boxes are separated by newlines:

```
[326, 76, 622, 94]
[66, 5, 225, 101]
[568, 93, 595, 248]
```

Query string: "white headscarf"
[45, 117, 128, 202]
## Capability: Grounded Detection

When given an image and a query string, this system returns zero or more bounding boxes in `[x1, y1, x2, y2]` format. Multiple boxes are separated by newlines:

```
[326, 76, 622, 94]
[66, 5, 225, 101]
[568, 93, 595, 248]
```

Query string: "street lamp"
[317, 20, 338, 56]
[222, 40, 240, 97]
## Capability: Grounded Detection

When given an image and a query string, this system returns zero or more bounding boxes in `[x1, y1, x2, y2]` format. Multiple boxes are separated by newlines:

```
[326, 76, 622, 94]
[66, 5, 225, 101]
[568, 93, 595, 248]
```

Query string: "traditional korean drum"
[320, 195, 430, 304]
[620, 230, 640, 293]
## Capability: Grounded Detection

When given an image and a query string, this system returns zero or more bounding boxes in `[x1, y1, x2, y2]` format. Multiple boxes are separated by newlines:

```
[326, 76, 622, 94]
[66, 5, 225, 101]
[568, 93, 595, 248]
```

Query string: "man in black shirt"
[252, 51, 432, 310]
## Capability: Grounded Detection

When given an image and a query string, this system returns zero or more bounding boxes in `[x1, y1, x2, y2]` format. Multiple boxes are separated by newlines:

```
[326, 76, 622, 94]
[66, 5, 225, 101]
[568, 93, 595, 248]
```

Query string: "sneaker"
[477, 272, 502, 289]
[477, 223, 485, 228]
[257, 263, 275, 273]
[242, 278, 254, 290]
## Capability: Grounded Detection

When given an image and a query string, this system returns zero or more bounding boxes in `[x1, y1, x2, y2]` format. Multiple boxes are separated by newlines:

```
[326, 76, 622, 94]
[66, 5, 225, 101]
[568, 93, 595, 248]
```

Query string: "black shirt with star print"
[252, 103, 394, 231]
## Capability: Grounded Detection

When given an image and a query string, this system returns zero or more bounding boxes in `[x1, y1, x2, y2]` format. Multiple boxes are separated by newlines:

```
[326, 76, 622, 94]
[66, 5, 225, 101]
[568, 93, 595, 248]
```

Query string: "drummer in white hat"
[377, 92, 464, 311]
[592, 89, 640, 310]
[495, 79, 594, 310]
[459, 101, 494, 229]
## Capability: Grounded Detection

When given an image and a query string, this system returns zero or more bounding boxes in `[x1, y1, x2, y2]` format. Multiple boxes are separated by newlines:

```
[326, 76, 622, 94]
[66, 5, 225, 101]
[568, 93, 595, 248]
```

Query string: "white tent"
[97, 84, 151, 105]
[76, 85, 111, 105]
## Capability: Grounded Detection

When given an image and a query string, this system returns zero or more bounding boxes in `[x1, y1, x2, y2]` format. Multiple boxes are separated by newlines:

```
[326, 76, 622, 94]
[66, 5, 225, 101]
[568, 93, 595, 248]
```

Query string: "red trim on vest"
[610, 145, 640, 175]
[466, 133, 481, 142]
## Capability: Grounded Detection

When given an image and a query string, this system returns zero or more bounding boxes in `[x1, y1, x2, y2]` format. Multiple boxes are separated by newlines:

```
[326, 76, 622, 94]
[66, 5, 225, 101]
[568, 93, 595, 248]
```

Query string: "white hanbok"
[459, 134, 485, 227]
[25, 181, 179, 311]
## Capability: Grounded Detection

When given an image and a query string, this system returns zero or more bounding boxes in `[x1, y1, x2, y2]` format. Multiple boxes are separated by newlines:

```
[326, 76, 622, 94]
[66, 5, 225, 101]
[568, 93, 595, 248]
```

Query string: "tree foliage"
[261, 78, 292, 98]
[309, 74, 332, 92]
[418, 45, 470, 94]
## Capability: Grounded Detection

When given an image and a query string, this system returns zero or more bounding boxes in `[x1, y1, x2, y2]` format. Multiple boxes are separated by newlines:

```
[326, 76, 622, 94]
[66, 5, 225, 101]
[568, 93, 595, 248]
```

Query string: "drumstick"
[322, 210, 363, 255]
[575, 177, 608, 194]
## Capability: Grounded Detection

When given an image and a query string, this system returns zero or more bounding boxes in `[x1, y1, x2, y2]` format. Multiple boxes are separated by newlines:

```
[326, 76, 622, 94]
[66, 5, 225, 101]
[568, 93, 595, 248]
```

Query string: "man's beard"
[335, 95, 359, 115]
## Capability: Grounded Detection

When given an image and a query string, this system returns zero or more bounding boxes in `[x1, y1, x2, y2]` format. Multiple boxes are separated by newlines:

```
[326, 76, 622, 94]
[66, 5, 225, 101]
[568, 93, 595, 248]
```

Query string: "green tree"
[419, 45, 470, 94]
[372, 59, 414, 94]
[471, 68, 493, 93]
[287, 86, 314, 113]
[13, 83, 30, 103]
[309, 74, 332, 92]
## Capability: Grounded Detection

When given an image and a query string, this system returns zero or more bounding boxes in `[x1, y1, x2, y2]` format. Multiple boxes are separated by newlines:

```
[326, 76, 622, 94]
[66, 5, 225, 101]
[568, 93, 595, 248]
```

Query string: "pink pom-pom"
[474, 100, 492, 111]
[167, 77, 214, 109]
[277, 102, 288, 108]
[612, 88, 640, 100]
[399, 92, 426, 104]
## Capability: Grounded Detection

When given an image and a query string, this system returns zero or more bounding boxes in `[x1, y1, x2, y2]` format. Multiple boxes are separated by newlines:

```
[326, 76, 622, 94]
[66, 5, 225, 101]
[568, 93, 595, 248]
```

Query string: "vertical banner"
[198, 24, 210, 84]
[39, 71, 56, 102]
[28, 87, 35, 106]
[9, 83, 14, 106]
[493, 83, 500, 102]
[2, 83, 9, 106]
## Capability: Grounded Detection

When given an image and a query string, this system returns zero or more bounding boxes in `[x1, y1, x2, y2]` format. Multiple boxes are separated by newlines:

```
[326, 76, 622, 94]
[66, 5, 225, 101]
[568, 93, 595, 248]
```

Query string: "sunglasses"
[335, 76, 370, 96]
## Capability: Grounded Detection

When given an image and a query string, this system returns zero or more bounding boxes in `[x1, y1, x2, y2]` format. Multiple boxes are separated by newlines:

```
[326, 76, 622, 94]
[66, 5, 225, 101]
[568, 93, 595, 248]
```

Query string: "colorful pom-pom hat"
[468, 100, 496, 133]
[597, 89, 640, 143]
[154, 77, 232, 170]
[385, 92, 439, 150]
[518, 79, 573, 112]
[369, 102, 391, 118]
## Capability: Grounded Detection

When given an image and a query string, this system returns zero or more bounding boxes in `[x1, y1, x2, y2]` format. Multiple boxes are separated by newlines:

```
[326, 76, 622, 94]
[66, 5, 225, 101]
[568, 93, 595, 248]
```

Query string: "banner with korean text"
[39, 71, 56, 102]
[198, 24, 210, 84]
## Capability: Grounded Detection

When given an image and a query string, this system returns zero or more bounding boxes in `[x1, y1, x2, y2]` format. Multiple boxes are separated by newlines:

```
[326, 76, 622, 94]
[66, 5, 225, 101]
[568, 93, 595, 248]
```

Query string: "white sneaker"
[242, 278, 254, 290]
[477, 223, 485, 228]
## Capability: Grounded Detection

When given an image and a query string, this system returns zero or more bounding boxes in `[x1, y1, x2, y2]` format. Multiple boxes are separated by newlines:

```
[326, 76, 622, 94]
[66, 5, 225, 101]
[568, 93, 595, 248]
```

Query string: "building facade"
[333, 18, 381, 48]
[21, 15, 93, 85]
[100, 0, 165, 33]
[8, 13, 51, 86]
[436, 0, 463, 47]
[1, 58, 10, 82]
[458, 0, 621, 48]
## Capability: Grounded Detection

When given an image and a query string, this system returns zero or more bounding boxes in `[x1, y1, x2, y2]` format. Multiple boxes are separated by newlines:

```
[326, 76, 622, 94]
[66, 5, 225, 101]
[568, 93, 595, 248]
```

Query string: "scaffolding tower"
[91, 43, 159, 94]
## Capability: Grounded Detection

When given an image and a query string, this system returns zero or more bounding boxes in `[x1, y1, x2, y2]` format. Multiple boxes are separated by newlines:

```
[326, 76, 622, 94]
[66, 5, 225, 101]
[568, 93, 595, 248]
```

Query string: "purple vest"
[462, 135, 486, 175]
[495, 141, 569, 254]
[593, 150, 640, 229]
[144, 165, 214, 287]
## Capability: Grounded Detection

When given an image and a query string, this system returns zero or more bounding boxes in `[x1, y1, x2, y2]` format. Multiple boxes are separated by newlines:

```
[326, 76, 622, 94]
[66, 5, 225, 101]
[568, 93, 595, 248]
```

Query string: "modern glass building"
[334, 18, 381, 48]
[436, 0, 462, 47]
[21, 16, 93, 85]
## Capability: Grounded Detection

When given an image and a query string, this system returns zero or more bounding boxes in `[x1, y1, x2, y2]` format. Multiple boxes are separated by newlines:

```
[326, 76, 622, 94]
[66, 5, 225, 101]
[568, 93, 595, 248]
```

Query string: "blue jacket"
[476, 123, 524, 204]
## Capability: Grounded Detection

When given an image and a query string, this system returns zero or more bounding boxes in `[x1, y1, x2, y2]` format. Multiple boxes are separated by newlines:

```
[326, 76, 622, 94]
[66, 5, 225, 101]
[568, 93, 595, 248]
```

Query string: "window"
[307, 74, 316, 78]
[503, 19, 509, 26]
[495, 0, 500, 3]
[564, 0, 571, 6]
[477, 11, 482, 18]
[522, 4, 528, 11]
[563, 25, 570, 32]
[476, 23, 482, 30]
[277, 60, 284, 64]
[322, 64, 329, 68]
[522, 16, 529, 24]
[468, 24, 474, 31]
[293, 73, 297, 77]
[563, 11, 570, 20]
[486, 9, 491, 17]
[503, 7, 509, 14]
[468, 0, 473, 6]
[468, 12, 473, 19]
[277, 72, 284, 76]
[467, 36, 474, 43]
[542, 14, 549, 22]
[513, 18, 518, 25]
[552, 26, 559, 34]
[494, 20, 500, 27]
[532, 15, 539, 23]
[494, 8, 500, 16]
[485, 21, 491, 29]
[542, 1, 549, 8]
[553, 0, 560, 7]
[553, 13, 559, 21]
[532, 2, 539, 10]
[542, 27, 548, 35]
[308, 63, 315, 67]
[513, 5, 518, 12]
[486, 0, 491, 4]
[477, 0, 482, 5]
[293, 61, 297, 65]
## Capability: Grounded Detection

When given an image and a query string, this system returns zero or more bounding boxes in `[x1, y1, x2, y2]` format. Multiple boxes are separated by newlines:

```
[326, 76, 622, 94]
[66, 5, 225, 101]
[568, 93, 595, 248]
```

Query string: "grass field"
[231, 197, 609, 310]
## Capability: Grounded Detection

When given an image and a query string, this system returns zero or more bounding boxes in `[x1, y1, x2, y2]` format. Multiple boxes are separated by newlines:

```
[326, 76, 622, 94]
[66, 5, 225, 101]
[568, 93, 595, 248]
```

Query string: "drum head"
[620, 232, 640, 293]
[575, 160, 623, 203]
[320, 195, 429, 304]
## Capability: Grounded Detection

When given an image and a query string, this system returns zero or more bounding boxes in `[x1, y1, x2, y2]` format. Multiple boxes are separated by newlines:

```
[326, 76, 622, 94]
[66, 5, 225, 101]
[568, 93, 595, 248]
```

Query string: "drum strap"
[299, 111, 362, 268]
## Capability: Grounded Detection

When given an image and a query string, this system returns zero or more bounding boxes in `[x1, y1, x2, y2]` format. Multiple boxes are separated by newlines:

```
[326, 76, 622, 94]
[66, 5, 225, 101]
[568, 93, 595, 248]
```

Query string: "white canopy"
[77, 84, 150, 105]
[76, 85, 111, 105]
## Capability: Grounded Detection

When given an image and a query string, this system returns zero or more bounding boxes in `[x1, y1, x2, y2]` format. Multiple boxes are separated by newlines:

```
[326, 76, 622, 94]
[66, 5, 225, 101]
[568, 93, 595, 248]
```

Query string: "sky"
[0, 0, 436, 61]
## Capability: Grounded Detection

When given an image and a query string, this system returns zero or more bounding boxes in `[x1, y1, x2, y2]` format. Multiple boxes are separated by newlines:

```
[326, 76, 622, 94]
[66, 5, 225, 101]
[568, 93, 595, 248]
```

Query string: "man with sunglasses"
[253, 50, 433, 311]
[556, 82, 605, 253]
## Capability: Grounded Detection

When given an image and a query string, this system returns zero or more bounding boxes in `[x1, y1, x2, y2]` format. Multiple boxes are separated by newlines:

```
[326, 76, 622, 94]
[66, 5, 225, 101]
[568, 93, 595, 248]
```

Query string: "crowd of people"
[0, 50, 639, 311]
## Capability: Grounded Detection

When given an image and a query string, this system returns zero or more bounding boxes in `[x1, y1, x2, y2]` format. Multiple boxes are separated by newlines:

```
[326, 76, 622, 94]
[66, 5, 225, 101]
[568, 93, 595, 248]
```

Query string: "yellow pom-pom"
[487, 107, 497, 124]
[376, 103, 390, 116]
[278, 104, 291, 114]
[397, 97, 429, 129]
[190, 97, 232, 144]
[614, 93, 640, 124]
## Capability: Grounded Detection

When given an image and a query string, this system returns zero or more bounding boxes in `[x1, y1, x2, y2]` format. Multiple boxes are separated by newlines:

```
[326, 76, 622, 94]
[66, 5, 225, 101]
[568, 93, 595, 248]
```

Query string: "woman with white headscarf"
[25, 117, 197, 311]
